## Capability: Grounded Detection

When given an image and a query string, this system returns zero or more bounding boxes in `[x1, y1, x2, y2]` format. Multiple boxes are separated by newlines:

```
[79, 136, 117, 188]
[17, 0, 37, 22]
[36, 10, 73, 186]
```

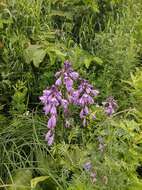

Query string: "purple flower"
[64, 60, 72, 71]
[50, 106, 57, 115]
[91, 89, 99, 96]
[47, 115, 57, 129]
[69, 71, 79, 80]
[105, 105, 114, 115]
[39, 95, 47, 104]
[103, 96, 118, 116]
[43, 104, 51, 115]
[43, 89, 51, 96]
[55, 77, 62, 86]
[71, 79, 99, 126]
[83, 162, 92, 171]
[64, 76, 73, 92]
[80, 106, 89, 118]
[61, 99, 69, 113]
[45, 130, 54, 146]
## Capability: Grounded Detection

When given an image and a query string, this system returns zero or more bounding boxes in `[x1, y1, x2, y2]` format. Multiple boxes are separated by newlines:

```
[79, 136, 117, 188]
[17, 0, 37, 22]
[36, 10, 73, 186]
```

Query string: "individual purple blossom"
[45, 130, 54, 146]
[47, 115, 57, 129]
[69, 71, 79, 80]
[103, 96, 118, 116]
[83, 161, 92, 172]
[80, 106, 89, 118]
[55, 77, 62, 86]
[50, 106, 57, 115]
[43, 104, 51, 115]
[64, 76, 73, 92]
[61, 99, 69, 114]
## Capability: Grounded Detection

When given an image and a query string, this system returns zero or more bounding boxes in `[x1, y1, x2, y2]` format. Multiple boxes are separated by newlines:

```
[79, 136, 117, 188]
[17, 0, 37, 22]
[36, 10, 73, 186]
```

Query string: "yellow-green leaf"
[31, 176, 49, 188]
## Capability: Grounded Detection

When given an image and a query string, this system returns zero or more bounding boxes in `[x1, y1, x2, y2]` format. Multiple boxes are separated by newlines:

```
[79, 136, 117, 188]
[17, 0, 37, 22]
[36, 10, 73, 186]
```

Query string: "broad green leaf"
[24, 45, 46, 68]
[31, 176, 49, 188]
[33, 49, 46, 67]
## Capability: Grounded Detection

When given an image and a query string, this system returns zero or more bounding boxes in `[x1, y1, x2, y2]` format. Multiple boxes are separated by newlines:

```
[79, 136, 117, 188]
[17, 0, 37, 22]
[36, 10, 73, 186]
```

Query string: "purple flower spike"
[40, 60, 100, 144]
[48, 115, 57, 129]
[73, 79, 99, 126]
[45, 130, 54, 146]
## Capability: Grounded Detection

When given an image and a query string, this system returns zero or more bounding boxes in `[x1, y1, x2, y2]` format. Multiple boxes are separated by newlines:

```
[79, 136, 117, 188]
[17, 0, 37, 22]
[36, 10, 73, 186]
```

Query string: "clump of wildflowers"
[103, 96, 118, 116]
[39, 60, 99, 145]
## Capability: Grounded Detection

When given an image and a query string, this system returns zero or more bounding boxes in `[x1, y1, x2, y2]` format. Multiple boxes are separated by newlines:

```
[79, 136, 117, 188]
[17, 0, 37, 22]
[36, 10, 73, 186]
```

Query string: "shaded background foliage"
[0, 0, 142, 189]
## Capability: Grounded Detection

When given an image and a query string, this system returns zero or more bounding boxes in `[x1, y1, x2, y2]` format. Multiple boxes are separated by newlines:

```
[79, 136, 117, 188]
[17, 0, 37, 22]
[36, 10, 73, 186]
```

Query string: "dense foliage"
[0, 0, 142, 189]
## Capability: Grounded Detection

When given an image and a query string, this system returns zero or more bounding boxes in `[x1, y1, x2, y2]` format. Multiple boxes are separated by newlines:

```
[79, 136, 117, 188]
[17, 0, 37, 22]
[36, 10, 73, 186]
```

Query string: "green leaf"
[24, 45, 46, 68]
[92, 56, 103, 65]
[31, 176, 49, 188]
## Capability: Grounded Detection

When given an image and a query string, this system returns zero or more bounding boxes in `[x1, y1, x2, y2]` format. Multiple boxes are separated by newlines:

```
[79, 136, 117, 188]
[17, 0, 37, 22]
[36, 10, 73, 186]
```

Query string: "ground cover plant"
[0, 0, 142, 189]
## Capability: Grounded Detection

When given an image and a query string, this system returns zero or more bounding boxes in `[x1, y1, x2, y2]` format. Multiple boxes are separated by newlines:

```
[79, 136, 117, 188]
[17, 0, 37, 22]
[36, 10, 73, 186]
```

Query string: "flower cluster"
[40, 61, 99, 145]
[72, 79, 99, 126]
[103, 96, 118, 116]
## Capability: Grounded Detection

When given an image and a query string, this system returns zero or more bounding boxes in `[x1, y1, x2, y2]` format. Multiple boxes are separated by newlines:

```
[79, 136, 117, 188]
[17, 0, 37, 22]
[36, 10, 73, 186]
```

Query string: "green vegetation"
[0, 0, 142, 189]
